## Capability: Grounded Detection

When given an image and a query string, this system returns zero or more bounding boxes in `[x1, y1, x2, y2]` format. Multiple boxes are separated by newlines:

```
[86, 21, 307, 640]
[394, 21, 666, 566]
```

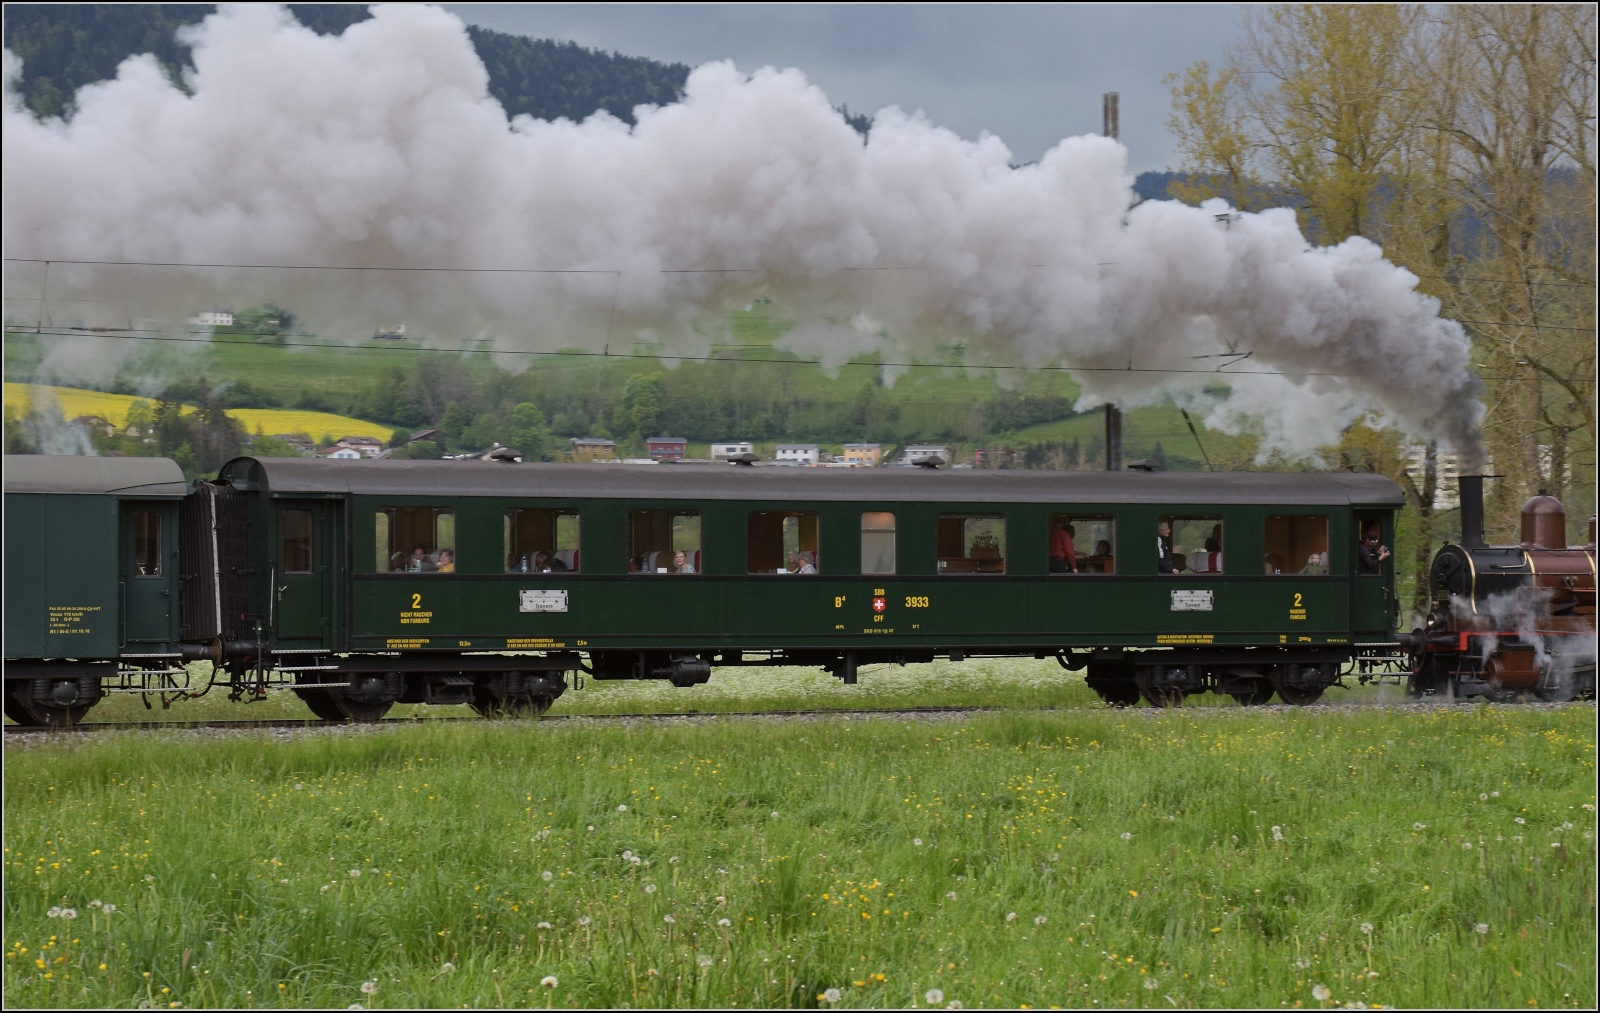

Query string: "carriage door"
[275, 502, 334, 645]
[122, 503, 175, 647]
[1351, 512, 1393, 635]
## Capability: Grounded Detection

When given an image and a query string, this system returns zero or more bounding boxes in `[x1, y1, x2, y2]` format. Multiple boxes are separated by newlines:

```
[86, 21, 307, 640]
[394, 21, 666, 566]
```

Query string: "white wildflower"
[1475, 923, 1489, 934]
[914, 838, 924, 846]
[536, 921, 552, 930]
[360, 980, 378, 996]
[440, 962, 455, 974]
[1360, 922, 1373, 934]
[1491, 791, 1500, 797]
[1294, 957, 1311, 969]
[46, 907, 61, 918]
[925, 988, 944, 1004]
[1272, 826, 1285, 842]
[1480, 793, 1489, 800]
[698, 955, 713, 968]
[1144, 977, 1159, 990]
[102, 904, 117, 914]
[664, 914, 676, 924]
[1034, 915, 1047, 925]
[1515, 817, 1526, 825]
[1006, 912, 1018, 922]
[348, 869, 361, 878]
[1463, 841, 1473, 850]
[1513, 835, 1524, 843]
[631, 856, 642, 866]
[714, 895, 726, 904]
[1120, 832, 1133, 841]
[771, 811, 780, 818]
[144, 875, 156, 882]
[644, 884, 657, 894]
[1312, 984, 1331, 1001]
[349, 1004, 363, 1010]
[542, 870, 554, 882]
[1561, 821, 1574, 830]
[669, 856, 679, 865]
[617, 804, 628, 812]
[822, 987, 842, 1003]
[1413, 822, 1427, 831]
[717, 918, 732, 927]
[948, 1002, 964, 1010]
[89, 899, 103, 909]
[945, 891, 957, 901]
[541, 975, 558, 988]
[622, 850, 634, 860]
[577, 916, 591, 926]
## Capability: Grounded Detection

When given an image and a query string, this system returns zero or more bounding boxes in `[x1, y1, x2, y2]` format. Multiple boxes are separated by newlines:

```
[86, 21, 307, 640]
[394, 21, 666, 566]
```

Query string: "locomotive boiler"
[1404, 475, 1597, 700]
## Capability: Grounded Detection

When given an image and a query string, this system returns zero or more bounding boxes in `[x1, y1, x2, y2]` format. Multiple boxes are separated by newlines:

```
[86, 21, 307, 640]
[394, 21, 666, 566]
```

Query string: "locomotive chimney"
[1519, 490, 1566, 549]
[1104, 404, 1122, 471]
[1458, 475, 1485, 548]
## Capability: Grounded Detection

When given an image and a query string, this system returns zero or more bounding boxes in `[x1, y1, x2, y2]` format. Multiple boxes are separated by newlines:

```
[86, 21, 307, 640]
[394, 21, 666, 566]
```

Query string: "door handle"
[276, 584, 288, 602]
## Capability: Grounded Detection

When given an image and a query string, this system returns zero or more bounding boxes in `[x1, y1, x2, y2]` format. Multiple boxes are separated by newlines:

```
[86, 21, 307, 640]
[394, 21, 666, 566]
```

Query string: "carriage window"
[282, 509, 313, 574]
[1265, 515, 1328, 575]
[505, 509, 581, 572]
[132, 509, 162, 577]
[376, 507, 456, 572]
[1048, 514, 1115, 574]
[748, 511, 820, 574]
[629, 510, 701, 574]
[937, 514, 1006, 574]
[861, 512, 896, 575]
[1161, 516, 1224, 575]
[1355, 514, 1389, 575]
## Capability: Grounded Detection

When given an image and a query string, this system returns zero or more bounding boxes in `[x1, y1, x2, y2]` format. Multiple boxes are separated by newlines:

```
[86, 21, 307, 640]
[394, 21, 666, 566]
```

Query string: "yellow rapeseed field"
[3, 383, 390, 440]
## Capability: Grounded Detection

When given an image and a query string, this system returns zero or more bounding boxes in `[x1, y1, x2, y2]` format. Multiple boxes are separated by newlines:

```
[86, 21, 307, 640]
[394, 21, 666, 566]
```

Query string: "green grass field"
[5, 690, 1594, 1009]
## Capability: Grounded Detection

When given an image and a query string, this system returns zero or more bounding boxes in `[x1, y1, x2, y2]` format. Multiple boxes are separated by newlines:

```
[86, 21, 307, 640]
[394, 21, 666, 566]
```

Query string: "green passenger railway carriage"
[5, 454, 1409, 724]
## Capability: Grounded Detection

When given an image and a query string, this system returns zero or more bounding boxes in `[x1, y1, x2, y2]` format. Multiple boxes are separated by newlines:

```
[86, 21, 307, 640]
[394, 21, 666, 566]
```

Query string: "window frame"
[628, 509, 704, 575]
[131, 508, 163, 578]
[504, 507, 582, 573]
[1047, 513, 1116, 575]
[1264, 514, 1330, 577]
[282, 508, 314, 575]
[375, 506, 457, 573]
[936, 513, 1008, 575]
[860, 511, 897, 576]
[1159, 514, 1225, 576]
[746, 510, 822, 575]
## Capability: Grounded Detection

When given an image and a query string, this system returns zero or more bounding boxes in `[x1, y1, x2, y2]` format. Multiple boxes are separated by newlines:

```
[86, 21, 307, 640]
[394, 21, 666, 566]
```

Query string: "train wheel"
[3, 686, 93, 727]
[292, 687, 392, 723]
[1405, 657, 1454, 700]
[1268, 667, 1324, 706]
[1089, 683, 1143, 707]
[1230, 688, 1275, 706]
[1135, 669, 1188, 707]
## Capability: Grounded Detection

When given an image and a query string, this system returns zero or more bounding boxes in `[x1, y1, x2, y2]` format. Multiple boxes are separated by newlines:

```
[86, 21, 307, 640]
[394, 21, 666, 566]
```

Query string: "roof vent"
[912, 455, 945, 469]
[1125, 458, 1160, 472]
[729, 452, 759, 467]
[489, 446, 521, 463]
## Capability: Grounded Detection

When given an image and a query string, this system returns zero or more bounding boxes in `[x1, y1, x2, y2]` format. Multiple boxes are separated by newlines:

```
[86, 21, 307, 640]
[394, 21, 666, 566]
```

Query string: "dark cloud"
[444, 3, 1242, 172]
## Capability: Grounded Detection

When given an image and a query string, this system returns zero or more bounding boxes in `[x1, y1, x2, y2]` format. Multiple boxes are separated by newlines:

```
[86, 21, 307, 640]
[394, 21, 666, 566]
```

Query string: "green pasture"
[5, 700, 1594, 1009]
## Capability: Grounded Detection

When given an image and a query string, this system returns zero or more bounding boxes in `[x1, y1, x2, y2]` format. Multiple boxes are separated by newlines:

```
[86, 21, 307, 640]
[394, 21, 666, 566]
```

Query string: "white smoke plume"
[2, 3, 1484, 462]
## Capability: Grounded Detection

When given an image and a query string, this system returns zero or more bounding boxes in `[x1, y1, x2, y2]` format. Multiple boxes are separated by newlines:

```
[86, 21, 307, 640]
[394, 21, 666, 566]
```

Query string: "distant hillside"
[3, 4, 691, 125]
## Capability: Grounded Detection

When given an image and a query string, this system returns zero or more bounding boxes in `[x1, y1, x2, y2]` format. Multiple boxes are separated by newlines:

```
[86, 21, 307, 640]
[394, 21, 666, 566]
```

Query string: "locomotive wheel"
[1134, 669, 1188, 707]
[1268, 667, 1323, 706]
[1405, 657, 1454, 700]
[1230, 687, 1276, 707]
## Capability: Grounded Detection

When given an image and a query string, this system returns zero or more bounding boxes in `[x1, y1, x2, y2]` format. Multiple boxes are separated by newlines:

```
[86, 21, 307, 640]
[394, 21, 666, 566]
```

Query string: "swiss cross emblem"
[872, 597, 887, 613]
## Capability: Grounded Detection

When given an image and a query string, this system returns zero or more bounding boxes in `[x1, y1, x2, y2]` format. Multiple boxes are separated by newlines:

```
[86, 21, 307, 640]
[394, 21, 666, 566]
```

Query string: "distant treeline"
[4, 4, 691, 125]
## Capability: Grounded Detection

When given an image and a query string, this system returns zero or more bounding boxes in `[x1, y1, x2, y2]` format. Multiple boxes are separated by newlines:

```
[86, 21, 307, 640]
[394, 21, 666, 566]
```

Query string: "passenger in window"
[533, 550, 568, 573]
[1157, 521, 1175, 574]
[673, 550, 696, 574]
[1049, 520, 1078, 573]
[436, 549, 456, 573]
[628, 555, 645, 573]
[408, 546, 437, 573]
[1300, 551, 1328, 575]
[1358, 531, 1389, 574]
[1265, 553, 1284, 575]
[796, 551, 818, 574]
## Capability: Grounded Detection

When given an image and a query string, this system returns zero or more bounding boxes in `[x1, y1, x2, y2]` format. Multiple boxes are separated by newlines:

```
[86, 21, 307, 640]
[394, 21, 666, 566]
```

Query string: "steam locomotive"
[1400, 475, 1597, 700]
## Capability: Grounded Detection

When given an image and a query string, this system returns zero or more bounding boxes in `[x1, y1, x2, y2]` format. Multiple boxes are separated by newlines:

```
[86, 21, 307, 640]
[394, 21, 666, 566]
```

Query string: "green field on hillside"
[5, 702, 1593, 1009]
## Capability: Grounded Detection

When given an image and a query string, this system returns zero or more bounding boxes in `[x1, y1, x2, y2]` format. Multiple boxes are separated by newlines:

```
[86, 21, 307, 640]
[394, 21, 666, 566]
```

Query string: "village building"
[774, 444, 820, 466]
[646, 437, 688, 461]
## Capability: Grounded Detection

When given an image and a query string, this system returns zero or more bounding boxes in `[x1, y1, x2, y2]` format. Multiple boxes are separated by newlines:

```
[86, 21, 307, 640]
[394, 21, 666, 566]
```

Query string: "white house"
[189, 310, 234, 327]
[774, 444, 820, 466]
[337, 435, 386, 458]
[898, 444, 951, 466]
[710, 441, 755, 460]
[321, 446, 362, 460]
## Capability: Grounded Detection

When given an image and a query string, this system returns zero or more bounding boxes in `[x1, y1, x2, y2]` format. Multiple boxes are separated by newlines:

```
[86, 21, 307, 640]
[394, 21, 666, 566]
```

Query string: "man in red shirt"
[1049, 519, 1078, 573]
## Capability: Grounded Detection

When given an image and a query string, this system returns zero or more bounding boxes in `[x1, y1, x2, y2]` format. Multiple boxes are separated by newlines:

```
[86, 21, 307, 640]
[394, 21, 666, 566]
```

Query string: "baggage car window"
[505, 509, 581, 573]
[937, 514, 1006, 574]
[1265, 515, 1329, 575]
[282, 509, 314, 574]
[1160, 516, 1224, 575]
[376, 507, 456, 573]
[629, 510, 702, 574]
[1048, 514, 1115, 574]
[747, 511, 820, 574]
[860, 512, 896, 575]
[132, 509, 162, 577]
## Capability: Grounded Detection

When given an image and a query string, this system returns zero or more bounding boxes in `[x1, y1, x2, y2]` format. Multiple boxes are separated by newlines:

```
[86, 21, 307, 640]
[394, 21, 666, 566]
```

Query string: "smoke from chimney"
[1, 4, 1485, 463]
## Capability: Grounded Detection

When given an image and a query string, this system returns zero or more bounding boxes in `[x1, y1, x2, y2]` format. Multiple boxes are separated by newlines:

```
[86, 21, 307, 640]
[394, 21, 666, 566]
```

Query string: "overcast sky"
[445, 4, 1244, 174]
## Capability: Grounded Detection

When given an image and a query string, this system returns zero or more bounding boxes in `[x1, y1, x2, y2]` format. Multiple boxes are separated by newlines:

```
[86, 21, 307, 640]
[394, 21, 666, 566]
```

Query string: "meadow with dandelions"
[5, 695, 1595, 1010]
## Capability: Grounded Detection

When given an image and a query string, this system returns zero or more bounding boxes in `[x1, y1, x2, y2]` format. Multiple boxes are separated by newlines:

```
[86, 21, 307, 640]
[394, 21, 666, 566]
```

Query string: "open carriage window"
[132, 509, 162, 577]
[505, 509, 581, 572]
[937, 514, 1006, 574]
[748, 511, 820, 573]
[1048, 514, 1115, 574]
[1265, 515, 1328, 575]
[376, 507, 456, 573]
[629, 510, 702, 574]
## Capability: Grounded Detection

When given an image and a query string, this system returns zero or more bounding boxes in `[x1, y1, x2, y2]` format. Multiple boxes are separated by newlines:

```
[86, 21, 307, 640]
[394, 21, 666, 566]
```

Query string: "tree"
[438, 402, 471, 449]
[614, 372, 665, 438]
[503, 402, 551, 462]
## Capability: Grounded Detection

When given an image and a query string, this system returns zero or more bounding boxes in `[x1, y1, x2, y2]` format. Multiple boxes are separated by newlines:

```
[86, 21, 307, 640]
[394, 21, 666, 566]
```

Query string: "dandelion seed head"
[578, 916, 591, 926]
[536, 921, 552, 930]
[61, 909, 77, 920]
[360, 980, 378, 995]
[1120, 832, 1132, 841]
[631, 856, 642, 866]
[46, 907, 61, 918]
[822, 987, 842, 1003]
[1294, 957, 1311, 969]
[440, 962, 455, 973]
[1035, 915, 1047, 925]
[948, 1001, 964, 1010]
[1561, 821, 1574, 830]
[349, 1005, 364, 1010]
[1515, 817, 1527, 825]
[540, 975, 558, 988]
[542, 870, 554, 882]
[925, 988, 944, 1004]
[1312, 984, 1331, 1001]
[1475, 923, 1489, 934]
[717, 918, 732, 927]
[771, 811, 780, 818]
[669, 856, 679, 864]
[1006, 912, 1018, 922]
[1491, 791, 1499, 797]
[644, 884, 657, 894]
[1360, 922, 1373, 934]
[698, 954, 713, 967]
[1413, 822, 1427, 831]
[664, 914, 676, 924]
[144, 875, 156, 882]
[945, 891, 957, 900]
[617, 804, 628, 812]
[913, 838, 924, 846]
[1144, 977, 1159, 990]
[89, 900, 102, 909]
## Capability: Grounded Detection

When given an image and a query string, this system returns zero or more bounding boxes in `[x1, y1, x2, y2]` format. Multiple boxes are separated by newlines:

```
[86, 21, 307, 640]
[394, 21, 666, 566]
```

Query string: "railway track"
[6, 698, 1591, 736]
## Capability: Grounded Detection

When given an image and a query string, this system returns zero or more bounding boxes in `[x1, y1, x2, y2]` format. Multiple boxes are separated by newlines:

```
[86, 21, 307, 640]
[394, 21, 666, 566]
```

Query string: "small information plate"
[1170, 589, 1214, 612]
[519, 589, 569, 613]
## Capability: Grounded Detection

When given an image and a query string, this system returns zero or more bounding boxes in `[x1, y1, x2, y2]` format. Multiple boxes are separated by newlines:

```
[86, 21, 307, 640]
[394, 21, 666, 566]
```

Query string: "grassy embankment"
[5, 699, 1594, 1009]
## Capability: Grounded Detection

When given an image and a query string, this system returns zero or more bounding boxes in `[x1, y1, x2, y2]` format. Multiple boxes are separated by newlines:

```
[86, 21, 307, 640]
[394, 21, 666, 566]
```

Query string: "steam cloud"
[2, 3, 1483, 461]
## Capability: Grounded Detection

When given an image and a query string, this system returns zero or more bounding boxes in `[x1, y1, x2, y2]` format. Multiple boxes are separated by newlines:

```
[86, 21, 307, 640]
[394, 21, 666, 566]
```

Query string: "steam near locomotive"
[4, 453, 1593, 727]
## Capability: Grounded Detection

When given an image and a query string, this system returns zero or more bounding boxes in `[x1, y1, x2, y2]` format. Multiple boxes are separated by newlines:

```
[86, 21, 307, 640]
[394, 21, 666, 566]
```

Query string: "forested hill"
[2, 4, 691, 125]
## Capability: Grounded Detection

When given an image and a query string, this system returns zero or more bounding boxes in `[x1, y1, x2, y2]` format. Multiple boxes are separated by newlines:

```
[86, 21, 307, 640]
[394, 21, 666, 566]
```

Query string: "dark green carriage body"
[4, 456, 187, 725]
[211, 458, 1401, 667]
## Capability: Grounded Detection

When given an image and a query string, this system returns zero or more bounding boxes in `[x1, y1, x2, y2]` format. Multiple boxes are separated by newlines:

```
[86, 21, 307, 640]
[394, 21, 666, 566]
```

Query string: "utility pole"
[1102, 92, 1119, 140]
[1104, 404, 1122, 471]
